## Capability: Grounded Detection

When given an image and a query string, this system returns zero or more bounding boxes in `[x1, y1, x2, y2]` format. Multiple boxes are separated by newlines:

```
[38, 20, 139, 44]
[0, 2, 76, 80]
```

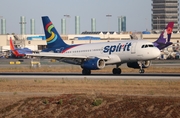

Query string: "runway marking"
[0, 75, 180, 80]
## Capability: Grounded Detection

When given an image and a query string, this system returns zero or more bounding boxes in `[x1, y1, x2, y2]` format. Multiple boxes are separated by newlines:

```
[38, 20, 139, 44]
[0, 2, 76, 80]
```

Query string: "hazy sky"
[0, 0, 177, 34]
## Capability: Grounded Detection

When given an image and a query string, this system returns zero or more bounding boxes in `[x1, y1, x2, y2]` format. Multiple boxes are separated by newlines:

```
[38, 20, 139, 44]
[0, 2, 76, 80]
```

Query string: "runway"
[0, 73, 180, 79]
[0, 59, 180, 79]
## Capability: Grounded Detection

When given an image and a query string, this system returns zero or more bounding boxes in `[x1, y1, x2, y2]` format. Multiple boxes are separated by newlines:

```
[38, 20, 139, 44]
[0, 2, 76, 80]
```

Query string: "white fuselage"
[39, 40, 161, 65]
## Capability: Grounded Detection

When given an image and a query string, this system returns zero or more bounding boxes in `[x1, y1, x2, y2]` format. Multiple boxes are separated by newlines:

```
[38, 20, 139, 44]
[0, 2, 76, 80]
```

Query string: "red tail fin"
[10, 37, 20, 57]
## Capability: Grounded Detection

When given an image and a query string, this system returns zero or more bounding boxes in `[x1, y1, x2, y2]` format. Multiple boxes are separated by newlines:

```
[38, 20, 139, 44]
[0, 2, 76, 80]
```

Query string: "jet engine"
[81, 58, 105, 70]
[127, 60, 151, 69]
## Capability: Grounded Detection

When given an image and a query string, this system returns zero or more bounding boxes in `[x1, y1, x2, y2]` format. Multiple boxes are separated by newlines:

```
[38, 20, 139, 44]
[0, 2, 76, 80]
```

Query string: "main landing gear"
[112, 68, 121, 75]
[112, 64, 121, 75]
[82, 68, 91, 75]
[81, 62, 145, 75]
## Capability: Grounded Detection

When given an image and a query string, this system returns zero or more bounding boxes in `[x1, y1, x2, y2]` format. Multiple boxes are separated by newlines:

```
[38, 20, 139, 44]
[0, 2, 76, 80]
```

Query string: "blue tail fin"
[42, 16, 69, 48]
[153, 22, 174, 50]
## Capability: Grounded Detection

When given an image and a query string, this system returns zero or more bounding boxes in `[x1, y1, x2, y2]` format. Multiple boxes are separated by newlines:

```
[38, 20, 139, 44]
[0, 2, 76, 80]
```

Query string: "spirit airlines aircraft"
[8, 37, 32, 58]
[27, 16, 174, 75]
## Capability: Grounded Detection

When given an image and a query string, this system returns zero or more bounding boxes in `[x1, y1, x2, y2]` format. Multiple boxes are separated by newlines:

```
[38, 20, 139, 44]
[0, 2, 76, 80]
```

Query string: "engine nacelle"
[127, 60, 151, 69]
[81, 58, 105, 70]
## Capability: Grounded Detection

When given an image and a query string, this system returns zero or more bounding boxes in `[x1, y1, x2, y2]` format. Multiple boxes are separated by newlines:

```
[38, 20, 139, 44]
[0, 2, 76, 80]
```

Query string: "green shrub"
[57, 99, 63, 105]
[43, 99, 49, 104]
[92, 98, 103, 106]
[13, 92, 17, 95]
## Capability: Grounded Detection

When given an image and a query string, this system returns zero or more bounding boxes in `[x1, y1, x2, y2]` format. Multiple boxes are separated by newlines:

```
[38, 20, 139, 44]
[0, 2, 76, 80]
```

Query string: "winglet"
[153, 22, 174, 50]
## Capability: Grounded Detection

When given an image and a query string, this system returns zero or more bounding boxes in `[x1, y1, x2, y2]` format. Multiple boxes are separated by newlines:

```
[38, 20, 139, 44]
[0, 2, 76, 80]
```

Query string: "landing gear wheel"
[112, 68, 121, 75]
[139, 69, 145, 74]
[82, 69, 91, 75]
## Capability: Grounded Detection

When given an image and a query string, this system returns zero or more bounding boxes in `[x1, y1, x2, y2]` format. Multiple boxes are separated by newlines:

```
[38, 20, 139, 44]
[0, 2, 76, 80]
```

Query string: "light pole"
[156, 17, 159, 31]
[64, 15, 70, 35]
[106, 14, 112, 40]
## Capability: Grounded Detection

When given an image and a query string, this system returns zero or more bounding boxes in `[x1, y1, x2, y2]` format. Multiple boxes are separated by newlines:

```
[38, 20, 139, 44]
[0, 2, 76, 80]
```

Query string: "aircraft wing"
[26, 53, 110, 60]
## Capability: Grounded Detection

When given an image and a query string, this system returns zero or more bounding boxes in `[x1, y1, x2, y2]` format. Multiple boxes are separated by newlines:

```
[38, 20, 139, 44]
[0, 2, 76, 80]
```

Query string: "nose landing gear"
[139, 68, 145, 74]
[138, 61, 145, 74]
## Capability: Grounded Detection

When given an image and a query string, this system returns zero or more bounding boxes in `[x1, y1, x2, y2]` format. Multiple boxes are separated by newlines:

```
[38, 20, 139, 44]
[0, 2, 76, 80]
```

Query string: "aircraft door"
[131, 42, 137, 54]
[100, 47, 104, 54]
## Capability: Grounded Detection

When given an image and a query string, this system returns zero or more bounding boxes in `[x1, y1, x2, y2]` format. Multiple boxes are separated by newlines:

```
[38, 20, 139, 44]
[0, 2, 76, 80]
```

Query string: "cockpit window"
[141, 45, 145, 48]
[148, 45, 154, 47]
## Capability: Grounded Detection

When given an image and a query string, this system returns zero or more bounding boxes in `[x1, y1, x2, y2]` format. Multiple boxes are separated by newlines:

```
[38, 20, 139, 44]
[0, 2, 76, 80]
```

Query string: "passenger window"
[145, 45, 148, 48]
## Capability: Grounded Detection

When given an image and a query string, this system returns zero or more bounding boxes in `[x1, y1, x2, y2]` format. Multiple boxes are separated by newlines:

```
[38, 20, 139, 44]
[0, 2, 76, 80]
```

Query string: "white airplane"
[27, 16, 174, 75]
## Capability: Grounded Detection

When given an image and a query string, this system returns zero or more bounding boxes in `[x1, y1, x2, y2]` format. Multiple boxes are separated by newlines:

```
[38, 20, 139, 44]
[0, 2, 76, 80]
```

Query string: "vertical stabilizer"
[42, 16, 69, 48]
[153, 22, 174, 50]
[9, 37, 20, 56]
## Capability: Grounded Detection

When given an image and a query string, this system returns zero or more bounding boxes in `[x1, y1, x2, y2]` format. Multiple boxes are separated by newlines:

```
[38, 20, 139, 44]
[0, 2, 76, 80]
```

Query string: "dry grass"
[0, 62, 180, 117]
[0, 78, 180, 112]
[0, 75, 180, 117]
[0, 78, 180, 96]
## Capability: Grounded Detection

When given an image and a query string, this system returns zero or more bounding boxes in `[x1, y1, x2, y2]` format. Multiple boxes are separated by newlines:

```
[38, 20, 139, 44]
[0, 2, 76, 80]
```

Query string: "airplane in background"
[152, 22, 174, 50]
[7, 37, 32, 58]
[27, 16, 174, 75]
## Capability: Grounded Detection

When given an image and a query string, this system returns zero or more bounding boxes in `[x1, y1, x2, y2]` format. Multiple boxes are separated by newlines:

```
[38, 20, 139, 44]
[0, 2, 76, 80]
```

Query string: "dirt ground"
[0, 77, 180, 118]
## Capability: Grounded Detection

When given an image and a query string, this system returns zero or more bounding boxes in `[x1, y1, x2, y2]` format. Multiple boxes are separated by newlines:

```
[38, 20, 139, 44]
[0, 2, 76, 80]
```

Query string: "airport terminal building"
[0, 32, 180, 52]
[0, 31, 180, 60]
